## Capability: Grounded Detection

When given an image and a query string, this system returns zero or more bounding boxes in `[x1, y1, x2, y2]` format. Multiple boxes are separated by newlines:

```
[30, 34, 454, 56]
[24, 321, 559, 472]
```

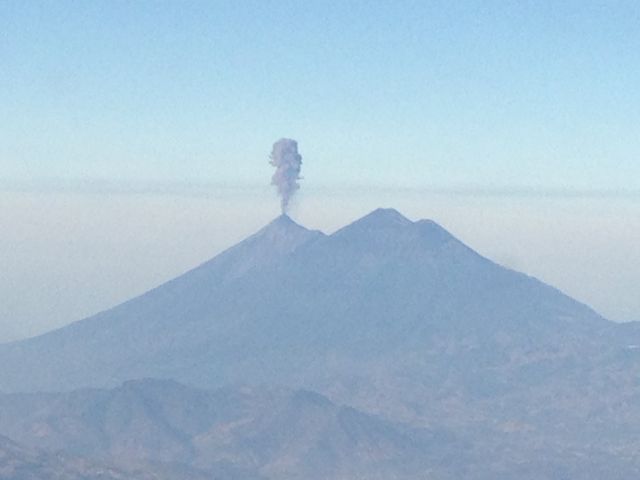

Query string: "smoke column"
[269, 138, 302, 214]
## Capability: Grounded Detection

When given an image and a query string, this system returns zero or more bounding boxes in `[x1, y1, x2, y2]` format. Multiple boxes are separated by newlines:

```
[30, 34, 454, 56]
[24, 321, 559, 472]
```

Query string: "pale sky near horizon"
[1, 1, 639, 341]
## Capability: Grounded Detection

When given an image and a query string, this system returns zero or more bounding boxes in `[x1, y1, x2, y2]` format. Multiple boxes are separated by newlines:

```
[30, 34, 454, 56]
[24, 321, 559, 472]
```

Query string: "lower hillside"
[0, 434, 144, 480]
[0, 378, 639, 480]
[0, 379, 466, 480]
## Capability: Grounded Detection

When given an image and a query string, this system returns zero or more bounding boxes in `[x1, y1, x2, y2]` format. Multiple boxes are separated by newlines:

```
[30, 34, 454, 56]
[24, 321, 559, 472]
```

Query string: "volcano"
[0, 208, 621, 396]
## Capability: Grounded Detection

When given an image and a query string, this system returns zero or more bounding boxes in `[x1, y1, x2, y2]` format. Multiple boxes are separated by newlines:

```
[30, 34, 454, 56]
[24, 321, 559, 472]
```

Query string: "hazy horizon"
[1, 182, 638, 343]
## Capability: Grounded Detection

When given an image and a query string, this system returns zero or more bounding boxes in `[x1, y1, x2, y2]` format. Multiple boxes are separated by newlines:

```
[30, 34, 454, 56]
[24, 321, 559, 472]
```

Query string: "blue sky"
[1, 1, 639, 340]
[2, 1, 639, 191]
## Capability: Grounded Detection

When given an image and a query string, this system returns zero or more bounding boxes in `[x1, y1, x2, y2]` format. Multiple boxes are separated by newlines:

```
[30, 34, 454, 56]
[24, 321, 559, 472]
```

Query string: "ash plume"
[269, 138, 303, 213]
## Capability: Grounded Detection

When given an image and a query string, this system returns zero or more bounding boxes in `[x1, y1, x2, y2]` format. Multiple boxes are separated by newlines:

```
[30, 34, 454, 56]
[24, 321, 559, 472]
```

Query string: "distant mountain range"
[1, 208, 640, 479]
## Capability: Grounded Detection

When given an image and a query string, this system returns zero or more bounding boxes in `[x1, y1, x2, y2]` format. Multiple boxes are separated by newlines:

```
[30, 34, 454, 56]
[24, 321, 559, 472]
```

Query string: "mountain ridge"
[0, 379, 466, 480]
[2, 377, 640, 480]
